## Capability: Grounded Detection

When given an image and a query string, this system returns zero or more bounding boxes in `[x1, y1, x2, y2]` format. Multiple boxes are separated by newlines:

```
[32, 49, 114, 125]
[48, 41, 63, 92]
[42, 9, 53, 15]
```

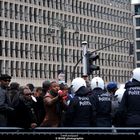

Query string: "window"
[135, 4, 140, 15]
[137, 63, 140, 67]
[136, 18, 140, 26]
[137, 52, 140, 60]
[15, 42, 19, 57]
[136, 41, 140, 49]
[136, 29, 140, 38]
[5, 41, 9, 57]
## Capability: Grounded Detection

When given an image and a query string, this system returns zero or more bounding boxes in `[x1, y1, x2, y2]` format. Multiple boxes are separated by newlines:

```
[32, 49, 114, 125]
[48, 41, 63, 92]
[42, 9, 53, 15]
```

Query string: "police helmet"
[71, 77, 86, 93]
[115, 88, 126, 103]
[91, 76, 104, 90]
[107, 81, 118, 91]
[132, 68, 140, 82]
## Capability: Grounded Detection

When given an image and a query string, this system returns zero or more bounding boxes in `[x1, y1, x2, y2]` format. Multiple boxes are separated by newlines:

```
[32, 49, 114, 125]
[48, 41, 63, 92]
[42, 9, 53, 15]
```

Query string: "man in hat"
[0, 74, 12, 126]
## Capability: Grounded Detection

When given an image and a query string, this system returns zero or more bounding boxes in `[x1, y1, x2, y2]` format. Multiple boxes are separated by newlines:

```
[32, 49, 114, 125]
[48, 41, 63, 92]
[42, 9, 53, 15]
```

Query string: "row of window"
[0, 36, 132, 62]
[0, 59, 132, 83]
[0, 20, 133, 46]
[17, 0, 131, 13]
[1, 1, 132, 25]
[0, 20, 133, 52]
[0, 39, 133, 69]
[0, 19, 133, 42]
[0, 40, 82, 64]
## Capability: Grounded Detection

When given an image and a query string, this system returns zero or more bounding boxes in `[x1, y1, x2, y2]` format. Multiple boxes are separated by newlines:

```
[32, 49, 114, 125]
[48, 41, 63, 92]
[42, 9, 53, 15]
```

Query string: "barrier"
[0, 127, 140, 135]
[0, 127, 140, 138]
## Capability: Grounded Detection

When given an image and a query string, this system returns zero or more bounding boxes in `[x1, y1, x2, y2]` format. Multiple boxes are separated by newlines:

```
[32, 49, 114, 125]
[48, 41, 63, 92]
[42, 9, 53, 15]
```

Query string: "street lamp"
[90, 38, 133, 54]
[47, 21, 79, 83]
[71, 38, 134, 81]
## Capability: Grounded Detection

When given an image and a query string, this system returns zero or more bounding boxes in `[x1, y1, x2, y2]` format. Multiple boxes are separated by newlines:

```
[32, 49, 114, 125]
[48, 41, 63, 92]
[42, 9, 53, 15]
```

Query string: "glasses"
[24, 93, 32, 96]
[3, 79, 11, 82]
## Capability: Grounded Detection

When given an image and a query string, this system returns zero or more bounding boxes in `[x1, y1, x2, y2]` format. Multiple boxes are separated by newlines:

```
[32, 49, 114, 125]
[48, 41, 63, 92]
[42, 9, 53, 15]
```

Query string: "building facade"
[131, 0, 140, 68]
[0, 0, 134, 86]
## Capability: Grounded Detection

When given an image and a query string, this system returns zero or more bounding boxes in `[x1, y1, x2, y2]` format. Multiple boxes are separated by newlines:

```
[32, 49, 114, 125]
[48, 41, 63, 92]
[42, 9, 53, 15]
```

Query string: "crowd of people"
[0, 67, 140, 130]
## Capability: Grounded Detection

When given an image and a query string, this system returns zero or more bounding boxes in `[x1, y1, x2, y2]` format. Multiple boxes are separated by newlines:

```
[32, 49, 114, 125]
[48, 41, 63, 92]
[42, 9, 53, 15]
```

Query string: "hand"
[7, 107, 14, 111]
[31, 123, 37, 129]
[58, 90, 67, 100]
[58, 90, 66, 97]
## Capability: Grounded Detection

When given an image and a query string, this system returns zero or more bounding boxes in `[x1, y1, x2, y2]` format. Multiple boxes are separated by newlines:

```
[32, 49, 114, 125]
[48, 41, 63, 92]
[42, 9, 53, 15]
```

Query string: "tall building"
[131, 0, 140, 68]
[0, 0, 134, 87]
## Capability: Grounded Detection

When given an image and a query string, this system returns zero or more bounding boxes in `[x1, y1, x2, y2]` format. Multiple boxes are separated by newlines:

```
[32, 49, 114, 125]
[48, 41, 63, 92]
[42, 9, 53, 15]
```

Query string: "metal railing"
[0, 127, 140, 135]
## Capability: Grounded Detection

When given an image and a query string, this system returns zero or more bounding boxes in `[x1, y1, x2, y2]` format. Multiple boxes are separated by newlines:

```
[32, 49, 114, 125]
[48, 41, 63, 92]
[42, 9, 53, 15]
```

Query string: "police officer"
[106, 81, 119, 127]
[115, 68, 140, 127]
[90, 76, 112, 127]
[63, 77, 96, 127]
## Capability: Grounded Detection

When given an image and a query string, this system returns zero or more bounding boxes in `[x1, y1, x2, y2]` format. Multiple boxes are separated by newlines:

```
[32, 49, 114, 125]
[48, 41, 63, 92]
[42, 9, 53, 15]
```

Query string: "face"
[82, 76, 88, 81]
[50, 82, 60, 93]
[62, 88, 68, 96]
[34, 88, 42, 97]
[1, 79, 11, 88]
[23, 88, 32, 100]
[61, 84, 69, 95]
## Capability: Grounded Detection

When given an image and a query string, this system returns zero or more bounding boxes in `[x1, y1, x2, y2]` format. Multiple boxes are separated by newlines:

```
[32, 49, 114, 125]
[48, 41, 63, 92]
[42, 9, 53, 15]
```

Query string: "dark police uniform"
[90, 88, 112, 127]
[115, 79, 140, 127]
[63, 86, 96, 127]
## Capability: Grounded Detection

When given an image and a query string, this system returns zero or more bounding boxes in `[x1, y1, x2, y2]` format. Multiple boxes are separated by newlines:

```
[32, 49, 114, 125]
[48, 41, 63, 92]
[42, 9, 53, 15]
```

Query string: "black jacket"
[115, 79, 140, 127]
[64, 86, 96, 127]
[15, 96, 38, 128]
[90, 88, 112, 127]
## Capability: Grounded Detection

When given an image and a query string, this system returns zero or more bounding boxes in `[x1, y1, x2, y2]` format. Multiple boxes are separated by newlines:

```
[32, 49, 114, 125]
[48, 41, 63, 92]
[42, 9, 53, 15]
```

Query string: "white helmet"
[115, 88, 126, 103]
[71, 77, 86, 93]
[132, 68, 140, 82]
[91, 76, 104, 90]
